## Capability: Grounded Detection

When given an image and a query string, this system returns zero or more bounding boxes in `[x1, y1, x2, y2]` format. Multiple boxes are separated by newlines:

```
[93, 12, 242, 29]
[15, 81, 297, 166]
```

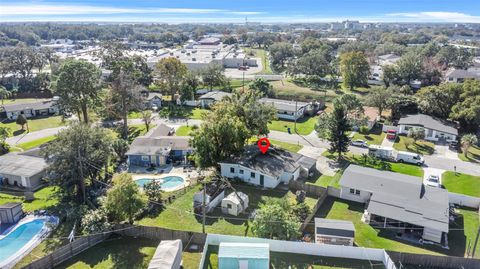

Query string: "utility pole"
[294, 100, 298, 133]
[202, 179, 206, 234]
[77, 147, 86, 204]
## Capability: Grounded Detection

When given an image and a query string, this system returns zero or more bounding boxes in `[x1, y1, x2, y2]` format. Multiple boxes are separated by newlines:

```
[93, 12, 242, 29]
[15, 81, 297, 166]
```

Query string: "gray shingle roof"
[198, 91, 232, 101]
[2, 100, 56, 112]
[0, 153, 47, 178]
[220, 145, 316, 178]
[315, 218, 355, 238]
[398, 114, 458, 135]
[259, 98, 310, 113]
[126, 136, 191, 155]
[340, 165, 449, 232]
[147, 124, 174, 137]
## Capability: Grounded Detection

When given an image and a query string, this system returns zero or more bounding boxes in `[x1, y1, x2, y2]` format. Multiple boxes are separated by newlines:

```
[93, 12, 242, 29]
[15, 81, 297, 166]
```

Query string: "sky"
[1, 0, 480, 23]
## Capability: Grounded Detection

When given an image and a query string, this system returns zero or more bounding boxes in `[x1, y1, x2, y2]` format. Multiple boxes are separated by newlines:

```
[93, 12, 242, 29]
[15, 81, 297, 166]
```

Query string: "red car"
[386, 130, 397, 140]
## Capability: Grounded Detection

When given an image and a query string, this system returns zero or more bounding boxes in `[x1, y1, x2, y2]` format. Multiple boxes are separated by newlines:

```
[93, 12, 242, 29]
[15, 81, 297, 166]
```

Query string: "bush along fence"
[21, 225, 207, 269]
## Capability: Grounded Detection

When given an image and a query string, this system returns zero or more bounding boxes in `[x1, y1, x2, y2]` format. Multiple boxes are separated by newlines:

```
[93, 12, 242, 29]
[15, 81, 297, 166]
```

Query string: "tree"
[181, 71, 199, 102]
[408, 127, 425, 144]
[81, 208, 112, 234]
[112, 138, 129, 162]
[451, 79, 480, 131]
[16, 114, 28, 131]
[42, 123, 112, 203]
[251, 199, 300, 240]
[141, 110, 155, 132]
[415, 83, 463, 119]
[366, 86, 391, 117]
[56, 60, 101, 123]
[269, 42, 294, 69]
[395, 52, 423, 85]
[201, 64, 227, 90]
[144, 179, 163, 204]
[382, 65, 398, 87]
[315, 100, 351, 161]
[460, 134, 478, 158]
[293, 48, 331, 86]
[155, 57, 188, 103]
[103, 173, 146, 224]
[339, 51, 370, 91]
[248, 78, 275, 97]
[0, 85, 11, 105]
[0, 126, 10, 155]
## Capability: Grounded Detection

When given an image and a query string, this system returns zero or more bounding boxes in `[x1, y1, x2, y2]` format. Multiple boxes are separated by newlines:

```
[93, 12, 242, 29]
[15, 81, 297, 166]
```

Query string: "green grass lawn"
[269, 80, 338, 103]
[158, 106, 208, 120]
[268, 116, 318, 135]
[245, 48, 273, 75]
[15, 135, 57, 150]
[442, 171, 480, 197]
[393, 135, 435, 155]
[322, 151, 424, 178]
[126, 124, 155, 143]
[313, 197, 441, 255]
[0, 116, 65, 137]
[270, 139, 303, 153]
[137, 183, 317, 236]
[351, 125, 385, 146]
[127, 111, 144, 119]
[0, 186, 60, 212]
[175, 125, 194, 136]
[458, 145, 480, 163]
[1, 98, 50, 105]
[307, 169, 344, 188]
[456, 208, 480, 258]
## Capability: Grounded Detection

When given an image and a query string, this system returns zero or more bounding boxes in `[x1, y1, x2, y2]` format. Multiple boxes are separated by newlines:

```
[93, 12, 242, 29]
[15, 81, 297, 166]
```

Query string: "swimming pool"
[0, 217, 57, 268]
[135, 176, 185, 190]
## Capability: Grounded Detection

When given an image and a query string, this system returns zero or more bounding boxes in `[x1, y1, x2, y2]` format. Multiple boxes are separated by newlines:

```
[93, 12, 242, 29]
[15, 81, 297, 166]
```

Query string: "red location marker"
[257, 138, 270, 154]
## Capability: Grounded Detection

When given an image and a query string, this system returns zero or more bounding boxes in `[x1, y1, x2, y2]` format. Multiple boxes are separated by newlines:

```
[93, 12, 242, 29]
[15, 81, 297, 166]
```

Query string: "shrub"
[359, 125, 370, 134]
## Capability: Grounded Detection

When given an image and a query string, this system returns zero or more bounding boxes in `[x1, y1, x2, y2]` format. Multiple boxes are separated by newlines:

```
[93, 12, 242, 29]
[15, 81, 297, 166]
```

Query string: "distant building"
[198, 91, 232, 108]
[398, 114, 458, 142]
[198, 37, 221, 45]
[0, 153, 47, 191]
[1, 100, 59, 120]
[219, 145, 316, 188]
[258, 98, 314, 121]
[330, 22, 344, 31]
[144, 92, 162, 108]
[445, 68, 480, 83]
[314, 218, 355, 246]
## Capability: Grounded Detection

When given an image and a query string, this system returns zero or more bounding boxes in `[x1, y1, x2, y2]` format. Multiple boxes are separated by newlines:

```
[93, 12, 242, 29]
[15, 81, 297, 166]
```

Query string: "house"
[147, 239, 182, 269]
[445, 68, 480, 83]
[350, 106, 380, 131]
[218, 242, 269, 269]
[398, 114, 458, 142]
[219, 145, 316, 189]
[0, 202, 23, 224]
[1, 100, 59, 120]
[221, 192, 249, 216]
[377, 54, 401, 66]
[314, 218, 355, 246]
[0, 153, 47, 191]
[144, 93, 162, 108]
[198, 91, 232, 108]
[339, 165, 449, 244]
[198, 37, 221, 45]
[126, 136, 192, 168]
[258, 98, 313, 121]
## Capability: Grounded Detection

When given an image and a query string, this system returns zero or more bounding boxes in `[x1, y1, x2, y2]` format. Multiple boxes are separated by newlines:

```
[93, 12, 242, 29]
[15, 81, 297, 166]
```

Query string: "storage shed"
[221, 192, 249, 216]
[314, 218, 355, 246]
[218, 242, 269, 269]
[147, 239, 182, 269]
[0, 202, 23, 224]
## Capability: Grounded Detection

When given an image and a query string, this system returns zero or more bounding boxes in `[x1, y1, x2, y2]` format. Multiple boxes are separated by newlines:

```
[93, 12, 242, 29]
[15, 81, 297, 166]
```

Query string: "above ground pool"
[135, 176, 185, 190]
[0, 217, 52, 268]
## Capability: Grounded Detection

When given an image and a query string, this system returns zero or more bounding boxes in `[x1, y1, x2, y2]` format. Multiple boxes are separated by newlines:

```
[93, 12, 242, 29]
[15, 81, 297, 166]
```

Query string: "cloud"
[386, 12, 480, 23]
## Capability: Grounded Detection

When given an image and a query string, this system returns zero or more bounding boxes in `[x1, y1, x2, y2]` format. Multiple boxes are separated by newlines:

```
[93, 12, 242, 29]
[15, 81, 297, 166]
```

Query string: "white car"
[425, 175, 441, 188]
[350, 139, 368, 148]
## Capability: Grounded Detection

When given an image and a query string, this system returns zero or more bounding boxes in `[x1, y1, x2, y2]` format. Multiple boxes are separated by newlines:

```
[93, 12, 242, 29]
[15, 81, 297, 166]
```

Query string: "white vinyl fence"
[448, 192, 480, 209]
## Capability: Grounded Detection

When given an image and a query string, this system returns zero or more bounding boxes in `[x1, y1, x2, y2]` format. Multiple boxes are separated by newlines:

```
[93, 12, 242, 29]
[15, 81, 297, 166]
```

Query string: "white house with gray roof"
[445, 68, 480, 83]
[0, 153, 47, 191]
[398, 114, 458, 142]
[1, 100, 59, 120]
[258, 98, 313, 121]
[339, 165, 449, 244]
[219, 145, 316, 188]
[198, 91, 232, 108]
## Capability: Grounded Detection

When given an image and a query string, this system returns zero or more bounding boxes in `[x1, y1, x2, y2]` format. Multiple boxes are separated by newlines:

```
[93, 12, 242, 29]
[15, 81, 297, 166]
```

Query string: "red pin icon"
[257, 138, 270, 154]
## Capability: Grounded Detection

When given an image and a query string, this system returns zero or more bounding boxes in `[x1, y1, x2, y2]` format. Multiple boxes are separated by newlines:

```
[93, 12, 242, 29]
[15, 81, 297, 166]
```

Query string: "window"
[227, 204, 232, 209]
[350, 188, 360, 195]
[230, 167, 235, 173]
[239, 169, 244, 174]
[350, 188, 355, 194]
[141, 156, 149, 161]
[250, 172, 255, 178]
[355, 189, 360, 195]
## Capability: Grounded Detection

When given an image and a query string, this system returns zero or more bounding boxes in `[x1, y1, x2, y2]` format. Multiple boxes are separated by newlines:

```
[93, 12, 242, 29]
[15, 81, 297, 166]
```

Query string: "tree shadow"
[13, 129, 26, 136]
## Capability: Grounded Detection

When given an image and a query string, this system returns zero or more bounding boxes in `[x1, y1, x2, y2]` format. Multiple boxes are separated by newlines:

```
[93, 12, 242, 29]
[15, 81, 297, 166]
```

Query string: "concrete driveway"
[381, 136, 395, 147]
[432, 144, 459, 160]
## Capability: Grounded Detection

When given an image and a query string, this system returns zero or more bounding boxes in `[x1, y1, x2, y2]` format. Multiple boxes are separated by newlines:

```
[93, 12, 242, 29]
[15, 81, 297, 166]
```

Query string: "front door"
[260, 175, 264, 187]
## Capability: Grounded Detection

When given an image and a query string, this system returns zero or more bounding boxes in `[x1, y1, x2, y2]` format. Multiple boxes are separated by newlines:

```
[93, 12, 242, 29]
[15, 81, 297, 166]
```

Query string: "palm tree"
[461, 134, 478, 158]
[0, 86, 11, 105]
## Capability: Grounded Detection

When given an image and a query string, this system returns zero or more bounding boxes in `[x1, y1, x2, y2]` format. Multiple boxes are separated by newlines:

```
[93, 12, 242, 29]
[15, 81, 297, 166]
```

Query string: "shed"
[218, 242, 269, 269]
[147, 239, 182, 269]
[221, 192, 249, 216]
[0, 202, 23, 224]
[314, 218, 355, 246]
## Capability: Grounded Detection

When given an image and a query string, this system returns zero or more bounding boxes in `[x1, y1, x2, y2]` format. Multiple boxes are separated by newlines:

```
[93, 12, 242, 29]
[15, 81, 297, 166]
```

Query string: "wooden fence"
[387, 251, 480, 269]
[21, 225, 207, 269]
[289, 180, 327, 199]
[300, 190, 329, 231]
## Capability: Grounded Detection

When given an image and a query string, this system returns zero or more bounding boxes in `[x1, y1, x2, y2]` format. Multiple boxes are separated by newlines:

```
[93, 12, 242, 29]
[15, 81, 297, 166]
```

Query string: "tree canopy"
[340, 51, 369, 91]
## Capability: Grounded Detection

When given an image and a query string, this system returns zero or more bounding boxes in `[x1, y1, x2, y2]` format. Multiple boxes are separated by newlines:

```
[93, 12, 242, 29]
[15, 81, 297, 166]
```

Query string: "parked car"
[350, 139, 368, 148]
[386, 130, 397, 140]
[425, 175, 441, 188]
[448, 141, 459, 150]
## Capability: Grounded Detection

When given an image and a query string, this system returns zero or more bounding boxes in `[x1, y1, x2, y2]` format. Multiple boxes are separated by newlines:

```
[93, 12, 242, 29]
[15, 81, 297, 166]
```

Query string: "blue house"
[218, 242, 269, 269]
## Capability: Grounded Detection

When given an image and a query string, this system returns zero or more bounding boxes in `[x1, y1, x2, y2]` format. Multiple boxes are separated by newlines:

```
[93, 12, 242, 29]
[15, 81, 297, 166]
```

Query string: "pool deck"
[131, 166, 200, 192]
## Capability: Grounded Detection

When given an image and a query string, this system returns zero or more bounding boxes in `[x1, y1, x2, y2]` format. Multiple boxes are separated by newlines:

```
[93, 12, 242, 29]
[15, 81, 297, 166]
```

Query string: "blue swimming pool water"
[0, 219, 47, 261]
[136, 176, 185, 190]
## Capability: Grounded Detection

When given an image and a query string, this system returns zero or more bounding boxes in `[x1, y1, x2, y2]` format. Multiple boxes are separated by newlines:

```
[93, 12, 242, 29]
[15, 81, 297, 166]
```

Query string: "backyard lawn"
[442, 171, 480, 197]
[0, 116, 65, 136]
[458, 145, 480, 163]
[268, 116, 318, 135]
[270, 139, 303, 153]
[137, 183, 317, 236]
[0, 186, 60, 212]
[393, 136, 435, 155]
[322, 151, 424, 178]
[158, 106, 207, 120]
[175, 125, 194, 136]
[313, 197, 465, 256]
[307, 169, 344, 188]
[351, 125, 385, 146]
[269, 80, 338, 102]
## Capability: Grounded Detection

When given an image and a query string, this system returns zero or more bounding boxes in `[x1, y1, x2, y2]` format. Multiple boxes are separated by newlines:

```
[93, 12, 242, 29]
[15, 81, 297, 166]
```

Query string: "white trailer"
[368, 145, 424, 166]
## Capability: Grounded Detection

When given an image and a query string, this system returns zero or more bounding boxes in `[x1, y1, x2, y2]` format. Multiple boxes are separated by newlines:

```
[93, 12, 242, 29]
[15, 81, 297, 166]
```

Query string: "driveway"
[422, 167, 445, 186]
[432, 143, 459, 160]
[381, 136, 395, 147]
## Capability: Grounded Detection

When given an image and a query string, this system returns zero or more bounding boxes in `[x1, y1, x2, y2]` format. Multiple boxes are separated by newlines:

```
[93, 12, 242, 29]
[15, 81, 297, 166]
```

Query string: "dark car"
[449, 141, 459, 150]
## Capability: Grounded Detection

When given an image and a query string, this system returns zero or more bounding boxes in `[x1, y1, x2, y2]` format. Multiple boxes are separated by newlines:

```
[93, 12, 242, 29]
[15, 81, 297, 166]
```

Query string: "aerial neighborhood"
[0, 3, 480, 269]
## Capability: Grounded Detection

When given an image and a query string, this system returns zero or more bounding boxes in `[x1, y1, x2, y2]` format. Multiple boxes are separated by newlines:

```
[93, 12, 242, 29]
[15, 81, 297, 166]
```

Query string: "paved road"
[6, 126, 67, 145]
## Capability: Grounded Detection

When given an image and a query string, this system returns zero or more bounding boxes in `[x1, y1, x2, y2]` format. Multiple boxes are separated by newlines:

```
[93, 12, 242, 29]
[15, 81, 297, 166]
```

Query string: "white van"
[396, 151, 424, 166]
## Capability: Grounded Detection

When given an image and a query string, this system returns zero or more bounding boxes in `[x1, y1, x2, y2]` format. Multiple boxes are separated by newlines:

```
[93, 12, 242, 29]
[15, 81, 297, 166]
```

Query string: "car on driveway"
[350, 139, 368, 148]
[425, 175, 441, 188]
[448, 141, 459, 150]
[386, 130, 397, 140]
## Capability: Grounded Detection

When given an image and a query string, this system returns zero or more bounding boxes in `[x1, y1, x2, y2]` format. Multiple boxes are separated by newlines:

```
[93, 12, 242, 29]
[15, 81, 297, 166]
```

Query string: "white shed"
[221, 192, 249, 216]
